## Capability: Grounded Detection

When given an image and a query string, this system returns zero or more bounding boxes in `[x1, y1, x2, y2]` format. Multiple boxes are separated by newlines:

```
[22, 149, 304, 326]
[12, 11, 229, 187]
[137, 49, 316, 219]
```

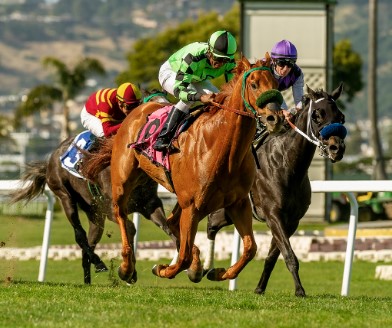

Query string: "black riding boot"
[153, 106, 186, 151]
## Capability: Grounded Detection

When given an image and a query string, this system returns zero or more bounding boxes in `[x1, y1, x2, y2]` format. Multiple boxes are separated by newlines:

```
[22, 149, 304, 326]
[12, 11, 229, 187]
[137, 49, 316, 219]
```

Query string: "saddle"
[128, 105, 201, 171]
[60, 130, 96, 179]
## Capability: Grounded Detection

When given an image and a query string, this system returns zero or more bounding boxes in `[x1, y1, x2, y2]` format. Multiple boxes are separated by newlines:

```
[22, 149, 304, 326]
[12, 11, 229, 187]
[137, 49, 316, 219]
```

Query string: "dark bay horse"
[83, 55, 285, 284]
[9, 92, 176, 284]
[205, 84, 347, 296]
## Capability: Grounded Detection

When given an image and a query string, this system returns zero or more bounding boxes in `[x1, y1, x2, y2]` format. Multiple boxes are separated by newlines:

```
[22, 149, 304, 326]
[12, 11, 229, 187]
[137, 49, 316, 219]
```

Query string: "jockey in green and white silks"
[154, 30, 237, 151]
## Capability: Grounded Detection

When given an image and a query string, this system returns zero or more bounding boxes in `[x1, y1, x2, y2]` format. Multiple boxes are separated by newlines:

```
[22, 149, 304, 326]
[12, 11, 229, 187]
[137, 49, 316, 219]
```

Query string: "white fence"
[2, 180, 392, 296]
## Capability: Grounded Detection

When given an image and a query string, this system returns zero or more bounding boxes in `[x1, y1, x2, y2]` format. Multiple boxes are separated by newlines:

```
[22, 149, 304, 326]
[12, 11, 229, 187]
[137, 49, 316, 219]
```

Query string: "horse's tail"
[80, 137, 113, 181]
[9, 161, 48, 205]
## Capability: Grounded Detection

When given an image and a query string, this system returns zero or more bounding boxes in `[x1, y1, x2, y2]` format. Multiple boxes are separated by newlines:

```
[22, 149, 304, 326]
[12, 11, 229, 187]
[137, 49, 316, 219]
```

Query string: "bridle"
[142, 91, 168, 104]
[286, 97, 342, 159]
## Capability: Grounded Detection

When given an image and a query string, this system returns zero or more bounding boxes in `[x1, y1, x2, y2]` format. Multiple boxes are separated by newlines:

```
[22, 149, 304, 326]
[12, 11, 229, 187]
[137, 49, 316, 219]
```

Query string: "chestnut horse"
[84, 55, 285, 284]
[205, 84, 347, 296]
[9, 91, 176, 284]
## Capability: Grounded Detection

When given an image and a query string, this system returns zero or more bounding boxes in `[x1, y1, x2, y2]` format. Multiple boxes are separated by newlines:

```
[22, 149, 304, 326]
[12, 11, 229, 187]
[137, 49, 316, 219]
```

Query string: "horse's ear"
[331, 82, 344, 101]
[236, 54, 246, 73]
[237, 55, 251, 73]
[264, 52, 272, 66]
[242, 55, 251, 70]
[305, 84, 318, 101]
[306, 84, 315, 95]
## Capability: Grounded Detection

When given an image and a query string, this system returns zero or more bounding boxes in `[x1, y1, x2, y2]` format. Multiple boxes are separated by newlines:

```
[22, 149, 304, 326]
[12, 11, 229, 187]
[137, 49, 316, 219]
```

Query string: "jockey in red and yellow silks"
[81, 82, 142, 137]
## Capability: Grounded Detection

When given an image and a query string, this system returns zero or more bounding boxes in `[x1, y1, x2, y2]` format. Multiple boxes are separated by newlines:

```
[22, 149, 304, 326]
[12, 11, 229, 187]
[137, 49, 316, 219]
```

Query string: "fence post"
[38, 189, 55, 282]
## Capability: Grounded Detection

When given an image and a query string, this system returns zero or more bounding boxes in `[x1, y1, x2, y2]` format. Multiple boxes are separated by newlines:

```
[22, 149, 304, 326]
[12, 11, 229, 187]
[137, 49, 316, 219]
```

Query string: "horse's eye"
[251, 82, 258, 90]
[311, 108, 326, 124]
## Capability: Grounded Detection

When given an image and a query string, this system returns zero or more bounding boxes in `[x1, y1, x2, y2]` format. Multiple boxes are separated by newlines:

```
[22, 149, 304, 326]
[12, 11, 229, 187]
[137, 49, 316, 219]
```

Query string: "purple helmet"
[271, 40, 297, 60]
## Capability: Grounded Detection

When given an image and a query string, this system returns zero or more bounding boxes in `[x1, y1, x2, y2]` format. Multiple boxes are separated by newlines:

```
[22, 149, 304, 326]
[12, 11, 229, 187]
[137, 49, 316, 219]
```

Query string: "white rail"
[2, 180, 392, 296]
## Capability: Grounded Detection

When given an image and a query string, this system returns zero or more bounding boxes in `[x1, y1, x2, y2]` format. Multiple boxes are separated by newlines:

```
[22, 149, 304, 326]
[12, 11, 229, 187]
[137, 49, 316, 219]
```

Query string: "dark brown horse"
[83, 55, 285, 284]
[205, 84, 347, 296]
[9, 92, 176, 284]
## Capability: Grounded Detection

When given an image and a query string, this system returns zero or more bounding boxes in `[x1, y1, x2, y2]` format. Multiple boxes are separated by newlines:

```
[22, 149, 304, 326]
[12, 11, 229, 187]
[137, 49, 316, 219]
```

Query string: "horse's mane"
[215, 57, 269, 104]
[80, 137, 114, 182]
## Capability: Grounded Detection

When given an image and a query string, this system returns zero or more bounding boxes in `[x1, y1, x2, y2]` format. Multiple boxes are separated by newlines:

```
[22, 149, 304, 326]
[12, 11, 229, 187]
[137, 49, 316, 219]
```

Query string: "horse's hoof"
[206, 268, 226, 281]
[295, 288, 306, 297]
[126, 271, 138, 285]
[152, 264, 163, 277]
[254, 287, 265, 295]
[117, 266, 134, 282]
[95, 262, 108, 273]
[186, 269, 203, 283]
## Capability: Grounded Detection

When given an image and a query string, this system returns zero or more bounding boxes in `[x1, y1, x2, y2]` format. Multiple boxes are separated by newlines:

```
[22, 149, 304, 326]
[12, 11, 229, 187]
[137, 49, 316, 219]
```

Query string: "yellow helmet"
[116, 83, 142, 104]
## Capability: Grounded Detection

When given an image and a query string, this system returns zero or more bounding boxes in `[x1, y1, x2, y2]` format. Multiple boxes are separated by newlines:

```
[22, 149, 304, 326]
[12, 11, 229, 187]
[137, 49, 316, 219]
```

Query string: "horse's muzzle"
[325, 136, 346, 163]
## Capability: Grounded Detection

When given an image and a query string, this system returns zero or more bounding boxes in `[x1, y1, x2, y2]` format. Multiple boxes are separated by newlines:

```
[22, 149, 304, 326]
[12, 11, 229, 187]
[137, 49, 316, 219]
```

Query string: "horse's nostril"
[329, 145, 338, 153]
[267, 115, 277, 123]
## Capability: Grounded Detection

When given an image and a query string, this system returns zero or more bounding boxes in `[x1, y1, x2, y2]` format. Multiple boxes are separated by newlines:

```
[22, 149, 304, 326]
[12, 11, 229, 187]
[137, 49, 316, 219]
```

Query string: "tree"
[15, 57, 106, 139]
[332, 39, 364, 106]
[116, 5, 240, 90]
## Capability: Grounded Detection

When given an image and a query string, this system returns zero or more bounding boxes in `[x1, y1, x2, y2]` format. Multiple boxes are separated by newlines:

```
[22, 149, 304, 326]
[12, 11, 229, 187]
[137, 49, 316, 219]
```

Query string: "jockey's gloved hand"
[282, 109, 293, 121]
[200, 93, 216, 104]
[288, 107, 298, 115]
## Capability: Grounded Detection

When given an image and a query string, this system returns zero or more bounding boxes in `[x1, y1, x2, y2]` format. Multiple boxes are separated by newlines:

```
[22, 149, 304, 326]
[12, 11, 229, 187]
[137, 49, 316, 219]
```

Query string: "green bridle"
[241, 66, 272, 116]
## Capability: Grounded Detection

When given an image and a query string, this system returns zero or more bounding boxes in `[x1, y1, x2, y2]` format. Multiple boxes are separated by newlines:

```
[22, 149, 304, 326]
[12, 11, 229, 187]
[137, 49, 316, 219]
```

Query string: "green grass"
[1, 211, 392, 327]
[1, 259, 392, 328]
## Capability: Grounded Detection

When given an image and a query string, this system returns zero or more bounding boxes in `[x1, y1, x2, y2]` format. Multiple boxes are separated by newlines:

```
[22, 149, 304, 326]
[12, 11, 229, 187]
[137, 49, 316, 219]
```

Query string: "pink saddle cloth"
[128, 106, 172, 170]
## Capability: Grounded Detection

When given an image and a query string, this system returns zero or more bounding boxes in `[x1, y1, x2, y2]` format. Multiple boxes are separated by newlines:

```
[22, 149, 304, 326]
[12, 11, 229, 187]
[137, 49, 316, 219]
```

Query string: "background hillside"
[0, 0, 391, 123]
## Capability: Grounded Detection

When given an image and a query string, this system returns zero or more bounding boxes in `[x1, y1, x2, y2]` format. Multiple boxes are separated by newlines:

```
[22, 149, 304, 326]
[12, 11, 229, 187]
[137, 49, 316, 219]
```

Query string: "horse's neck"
[205, 94, 256, 165]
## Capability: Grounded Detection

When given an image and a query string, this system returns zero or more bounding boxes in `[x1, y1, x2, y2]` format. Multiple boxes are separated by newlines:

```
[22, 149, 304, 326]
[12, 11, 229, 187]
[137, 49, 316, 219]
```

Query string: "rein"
[209, 101, 255, 118]
[286, 98, 330, 157]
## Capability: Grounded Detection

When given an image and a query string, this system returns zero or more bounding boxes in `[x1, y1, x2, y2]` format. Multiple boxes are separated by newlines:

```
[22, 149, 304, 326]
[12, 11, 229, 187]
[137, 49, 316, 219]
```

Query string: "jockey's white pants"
[80, 106, 105, 137]
[158, 60, 219, 113]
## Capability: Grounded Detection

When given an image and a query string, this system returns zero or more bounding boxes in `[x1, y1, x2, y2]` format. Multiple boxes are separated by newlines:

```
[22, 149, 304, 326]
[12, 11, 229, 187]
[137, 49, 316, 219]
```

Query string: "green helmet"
[208, 30, 237, 59]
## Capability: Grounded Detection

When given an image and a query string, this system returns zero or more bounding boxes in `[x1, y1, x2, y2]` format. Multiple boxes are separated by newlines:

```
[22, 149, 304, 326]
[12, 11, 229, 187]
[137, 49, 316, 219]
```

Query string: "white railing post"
[341, 192, 358, 296]
[133, 212, 140, 255]
[229, 228, 241, 291]
[38, 189, 55, 282]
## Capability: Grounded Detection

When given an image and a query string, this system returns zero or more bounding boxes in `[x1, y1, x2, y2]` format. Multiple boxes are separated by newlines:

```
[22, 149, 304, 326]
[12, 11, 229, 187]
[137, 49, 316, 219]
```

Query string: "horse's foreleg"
[86, 215, 109, 274]
[267, 218, 305, 297]
[148, 205, 177, 243]
[207, 201, 257, 281]
[81, 249, 91, 284]
[204, 209, 233, 273]
[202, 239, 215, 272]
[254, 238, 280, 295]
[152, 206, 201, 281]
